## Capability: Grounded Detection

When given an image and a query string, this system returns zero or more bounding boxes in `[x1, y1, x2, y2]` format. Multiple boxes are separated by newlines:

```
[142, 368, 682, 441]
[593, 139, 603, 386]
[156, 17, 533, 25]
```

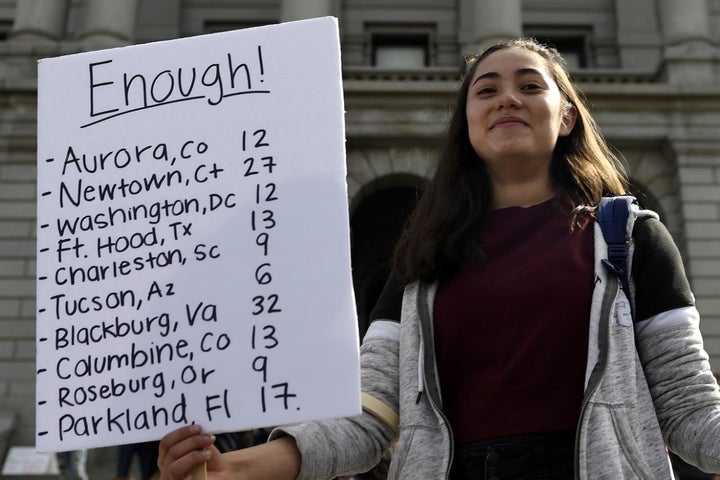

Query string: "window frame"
[365, 24, 436, 68]
[524, 27, 594, 69]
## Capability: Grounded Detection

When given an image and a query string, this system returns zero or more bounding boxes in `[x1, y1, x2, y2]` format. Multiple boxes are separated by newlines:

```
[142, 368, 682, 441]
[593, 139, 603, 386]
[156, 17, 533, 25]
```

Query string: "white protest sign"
[36, 16, 360, 452]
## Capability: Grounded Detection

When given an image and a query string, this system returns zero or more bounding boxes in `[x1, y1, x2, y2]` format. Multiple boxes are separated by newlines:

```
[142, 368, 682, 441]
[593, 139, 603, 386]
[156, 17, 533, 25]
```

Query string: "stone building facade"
[0, 0, 719, 465]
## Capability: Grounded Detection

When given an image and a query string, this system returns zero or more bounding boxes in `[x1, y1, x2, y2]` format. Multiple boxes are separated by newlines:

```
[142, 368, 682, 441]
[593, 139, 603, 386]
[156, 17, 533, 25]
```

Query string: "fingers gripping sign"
[158, 425, 214, 480]
[158, 425, 302, 480]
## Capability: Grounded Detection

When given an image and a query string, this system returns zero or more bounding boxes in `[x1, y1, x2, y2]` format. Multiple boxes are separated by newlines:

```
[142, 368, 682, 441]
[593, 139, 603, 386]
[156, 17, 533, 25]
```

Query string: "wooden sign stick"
[190, 462, 207, 480]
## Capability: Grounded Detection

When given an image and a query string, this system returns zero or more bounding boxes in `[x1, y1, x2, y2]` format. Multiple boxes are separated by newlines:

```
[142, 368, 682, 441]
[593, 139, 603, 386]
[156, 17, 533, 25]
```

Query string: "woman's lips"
[491, 117, 528, 128]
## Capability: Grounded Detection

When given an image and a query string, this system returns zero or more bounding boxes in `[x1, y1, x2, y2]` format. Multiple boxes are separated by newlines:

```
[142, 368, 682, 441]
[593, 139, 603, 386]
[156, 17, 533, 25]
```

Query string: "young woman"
[157, 38, 720, 480]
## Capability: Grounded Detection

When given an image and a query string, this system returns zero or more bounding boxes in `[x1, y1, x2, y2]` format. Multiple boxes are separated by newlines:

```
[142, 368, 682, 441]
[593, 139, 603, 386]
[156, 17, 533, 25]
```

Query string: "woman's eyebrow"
[471, 67, 544, 87]
[471, 71, 499, 87]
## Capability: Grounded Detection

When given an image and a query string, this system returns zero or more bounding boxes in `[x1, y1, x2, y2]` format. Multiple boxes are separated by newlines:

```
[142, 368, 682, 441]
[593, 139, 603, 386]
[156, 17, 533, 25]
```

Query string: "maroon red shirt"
[433, 198, 594, 444]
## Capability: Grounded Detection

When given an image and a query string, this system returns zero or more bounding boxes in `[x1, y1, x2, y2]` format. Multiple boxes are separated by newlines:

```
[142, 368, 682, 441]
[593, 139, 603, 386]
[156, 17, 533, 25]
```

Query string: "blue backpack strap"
[598, 196, 636, 309]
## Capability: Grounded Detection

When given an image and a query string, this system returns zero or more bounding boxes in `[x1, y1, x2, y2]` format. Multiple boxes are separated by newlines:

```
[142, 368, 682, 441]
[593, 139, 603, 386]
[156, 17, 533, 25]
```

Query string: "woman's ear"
[559, 104, 578, 137]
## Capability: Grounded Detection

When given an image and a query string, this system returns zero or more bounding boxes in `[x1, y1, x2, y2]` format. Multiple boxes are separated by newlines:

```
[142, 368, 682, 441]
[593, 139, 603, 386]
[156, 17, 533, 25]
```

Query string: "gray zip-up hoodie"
[272, 204, 720, 479]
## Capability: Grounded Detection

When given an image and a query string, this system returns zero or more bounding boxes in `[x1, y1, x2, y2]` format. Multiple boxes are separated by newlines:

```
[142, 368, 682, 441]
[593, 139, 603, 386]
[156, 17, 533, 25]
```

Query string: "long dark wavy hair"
[392, 37, 629, 284]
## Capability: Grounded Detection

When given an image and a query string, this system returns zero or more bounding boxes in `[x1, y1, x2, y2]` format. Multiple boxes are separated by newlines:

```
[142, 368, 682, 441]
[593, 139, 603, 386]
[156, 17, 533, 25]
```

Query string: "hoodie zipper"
[416, 283, 455, 480]
[574, 275, 618, 480]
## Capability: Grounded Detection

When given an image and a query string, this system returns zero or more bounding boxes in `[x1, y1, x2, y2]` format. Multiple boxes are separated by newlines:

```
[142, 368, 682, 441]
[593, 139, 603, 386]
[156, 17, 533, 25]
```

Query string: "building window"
[0, 20, 11, 40]
[547, 36, 588, 69]
[366, 25, 434, 68]
[372, 34, 429, 68]
[526, 29, 592, 69]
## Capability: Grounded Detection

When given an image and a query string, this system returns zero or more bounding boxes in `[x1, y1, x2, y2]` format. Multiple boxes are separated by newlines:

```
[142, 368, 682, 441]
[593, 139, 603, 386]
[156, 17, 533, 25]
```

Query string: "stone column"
[463, 0, 522, 56]
[77, 0, 139, 48]
[614, 0, 662, 70]
[7, 0, 68, 42]
[280, 0, 333, 23]
[657, 0, 717, 83]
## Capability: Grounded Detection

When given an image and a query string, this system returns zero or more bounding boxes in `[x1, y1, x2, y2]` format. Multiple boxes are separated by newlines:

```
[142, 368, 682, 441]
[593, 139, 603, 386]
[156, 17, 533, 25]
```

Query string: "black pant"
[450, 431, 575, 480]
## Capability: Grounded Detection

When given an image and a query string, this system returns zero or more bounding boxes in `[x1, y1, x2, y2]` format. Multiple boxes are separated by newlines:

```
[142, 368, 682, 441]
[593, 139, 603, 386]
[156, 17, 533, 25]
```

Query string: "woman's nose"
[496, 89, 521, 109]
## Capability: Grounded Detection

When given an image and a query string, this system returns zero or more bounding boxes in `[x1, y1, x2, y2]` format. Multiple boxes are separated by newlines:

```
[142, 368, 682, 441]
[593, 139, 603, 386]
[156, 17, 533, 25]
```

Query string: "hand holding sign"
[36, 17, 360, 452]
[157, 426, 301, 480]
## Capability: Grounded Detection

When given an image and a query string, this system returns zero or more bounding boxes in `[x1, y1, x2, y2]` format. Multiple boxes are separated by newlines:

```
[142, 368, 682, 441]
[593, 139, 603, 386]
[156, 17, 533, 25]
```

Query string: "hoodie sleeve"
[268, 275, 404, 479]
[632, 217, 720, 473]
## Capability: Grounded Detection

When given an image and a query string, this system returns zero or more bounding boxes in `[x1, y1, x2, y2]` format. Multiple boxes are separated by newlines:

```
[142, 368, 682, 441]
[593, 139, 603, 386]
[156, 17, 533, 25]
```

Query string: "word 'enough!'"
[85, 46, 269, 127]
